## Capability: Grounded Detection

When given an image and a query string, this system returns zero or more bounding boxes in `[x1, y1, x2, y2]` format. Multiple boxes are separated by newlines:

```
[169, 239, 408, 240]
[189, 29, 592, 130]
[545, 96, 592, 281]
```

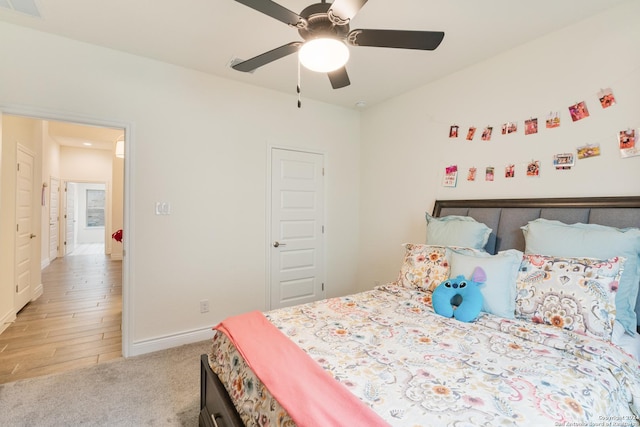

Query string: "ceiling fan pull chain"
[297, 57, 302, 108]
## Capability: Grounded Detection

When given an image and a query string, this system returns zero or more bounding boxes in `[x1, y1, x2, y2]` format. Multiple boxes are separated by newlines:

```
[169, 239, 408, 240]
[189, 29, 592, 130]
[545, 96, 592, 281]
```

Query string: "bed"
[200, 196, 640, 427]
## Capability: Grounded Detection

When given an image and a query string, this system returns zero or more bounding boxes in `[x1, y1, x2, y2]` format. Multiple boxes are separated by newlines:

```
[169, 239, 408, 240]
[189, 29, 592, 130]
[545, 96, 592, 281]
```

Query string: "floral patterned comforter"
[209, 284, 640, 426]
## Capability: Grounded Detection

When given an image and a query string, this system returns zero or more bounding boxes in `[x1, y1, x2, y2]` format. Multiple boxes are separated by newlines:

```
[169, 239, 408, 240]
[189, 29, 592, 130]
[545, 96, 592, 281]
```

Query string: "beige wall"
[60, 146, 113, 183]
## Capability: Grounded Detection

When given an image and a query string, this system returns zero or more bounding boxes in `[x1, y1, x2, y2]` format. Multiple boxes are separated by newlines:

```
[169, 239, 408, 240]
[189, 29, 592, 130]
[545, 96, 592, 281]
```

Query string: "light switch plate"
[155, 202, 171, 215]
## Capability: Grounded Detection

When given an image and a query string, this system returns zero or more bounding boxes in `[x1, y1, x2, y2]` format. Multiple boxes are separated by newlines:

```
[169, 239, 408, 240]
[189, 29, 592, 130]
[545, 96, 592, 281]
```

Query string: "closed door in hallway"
[15, 145, 35, 312]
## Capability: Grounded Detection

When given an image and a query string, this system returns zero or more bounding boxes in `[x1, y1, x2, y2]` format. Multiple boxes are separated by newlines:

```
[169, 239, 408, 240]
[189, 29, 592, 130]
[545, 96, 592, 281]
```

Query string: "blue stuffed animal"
[432, 267, 486, 322]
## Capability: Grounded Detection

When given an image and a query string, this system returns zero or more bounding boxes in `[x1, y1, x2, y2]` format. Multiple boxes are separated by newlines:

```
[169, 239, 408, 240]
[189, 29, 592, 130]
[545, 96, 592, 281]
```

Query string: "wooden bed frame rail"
[199, 354, 244, 427]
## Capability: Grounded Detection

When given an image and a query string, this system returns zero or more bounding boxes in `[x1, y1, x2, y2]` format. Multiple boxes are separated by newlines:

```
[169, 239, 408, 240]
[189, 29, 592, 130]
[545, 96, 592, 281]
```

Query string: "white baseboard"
[128, 326, 213, 357]
[31, 283, 44, 302]
[0, 309, 17, 335]
[41, 257, 50, 269]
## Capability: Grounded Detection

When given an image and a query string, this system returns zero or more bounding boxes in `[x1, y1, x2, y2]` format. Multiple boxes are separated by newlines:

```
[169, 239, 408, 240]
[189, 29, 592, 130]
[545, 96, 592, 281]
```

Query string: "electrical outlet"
[200, 299, 209, 314]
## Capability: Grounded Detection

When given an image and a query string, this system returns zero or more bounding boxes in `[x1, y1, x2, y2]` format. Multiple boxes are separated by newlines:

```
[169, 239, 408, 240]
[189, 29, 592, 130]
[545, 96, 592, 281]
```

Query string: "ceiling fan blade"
[234, 0, 305, 27]
[328, 67, 350, 89]
[327, 0, 368, 24]
[232, 42, 302, 72]
[347, 29, 445, 50]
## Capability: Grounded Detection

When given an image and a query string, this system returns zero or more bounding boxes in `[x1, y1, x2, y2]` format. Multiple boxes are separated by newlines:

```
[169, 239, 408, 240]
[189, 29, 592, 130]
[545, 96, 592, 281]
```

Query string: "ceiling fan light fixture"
[298, 38, 349, 72]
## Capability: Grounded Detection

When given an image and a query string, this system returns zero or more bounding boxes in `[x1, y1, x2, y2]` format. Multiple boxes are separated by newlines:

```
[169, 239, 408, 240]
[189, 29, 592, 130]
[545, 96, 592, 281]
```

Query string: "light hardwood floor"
[0, 248, 122, 384]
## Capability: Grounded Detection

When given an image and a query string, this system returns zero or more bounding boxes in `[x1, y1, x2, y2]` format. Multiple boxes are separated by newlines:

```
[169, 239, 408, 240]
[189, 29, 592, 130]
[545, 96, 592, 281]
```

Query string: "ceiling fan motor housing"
[298, 3, 349, 41]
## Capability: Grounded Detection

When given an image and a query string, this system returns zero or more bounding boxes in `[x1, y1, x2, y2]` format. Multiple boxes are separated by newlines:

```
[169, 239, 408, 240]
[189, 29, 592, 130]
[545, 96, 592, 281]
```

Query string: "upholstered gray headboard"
[432, 196, 640, 330]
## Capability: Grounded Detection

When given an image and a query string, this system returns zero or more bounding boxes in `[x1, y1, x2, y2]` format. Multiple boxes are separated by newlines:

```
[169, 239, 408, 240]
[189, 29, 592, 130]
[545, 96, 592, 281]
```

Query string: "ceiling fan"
[231, 0, 445, 89]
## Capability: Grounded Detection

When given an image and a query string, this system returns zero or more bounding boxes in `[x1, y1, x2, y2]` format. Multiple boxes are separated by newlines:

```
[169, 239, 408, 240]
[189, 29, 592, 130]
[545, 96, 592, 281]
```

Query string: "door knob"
[273, 241, 287, 248]
[30, 233, 37, 239]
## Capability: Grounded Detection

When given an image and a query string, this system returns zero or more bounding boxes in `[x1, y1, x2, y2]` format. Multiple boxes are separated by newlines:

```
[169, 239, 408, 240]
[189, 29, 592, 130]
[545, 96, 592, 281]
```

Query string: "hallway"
[0, 250, 122, 383]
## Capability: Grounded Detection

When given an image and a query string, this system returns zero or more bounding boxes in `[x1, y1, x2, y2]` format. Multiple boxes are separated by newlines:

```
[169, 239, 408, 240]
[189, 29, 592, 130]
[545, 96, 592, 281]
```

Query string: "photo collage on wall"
[443, 86, 638, 186]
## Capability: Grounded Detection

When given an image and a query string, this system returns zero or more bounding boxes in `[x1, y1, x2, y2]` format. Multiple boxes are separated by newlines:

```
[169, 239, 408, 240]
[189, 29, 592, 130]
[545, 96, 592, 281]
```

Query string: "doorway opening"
[64, 181, 107, 256]
[0, 112, 127, 383]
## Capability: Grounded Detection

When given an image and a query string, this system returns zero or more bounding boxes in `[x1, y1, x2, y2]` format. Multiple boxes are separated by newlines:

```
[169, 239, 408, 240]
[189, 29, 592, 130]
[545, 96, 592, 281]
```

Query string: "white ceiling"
[45, 120, 122, 151]
[0, 0, 629, 109]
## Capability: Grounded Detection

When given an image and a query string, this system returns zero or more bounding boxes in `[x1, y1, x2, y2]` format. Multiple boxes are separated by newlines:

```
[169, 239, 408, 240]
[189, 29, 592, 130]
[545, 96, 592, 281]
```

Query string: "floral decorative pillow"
[396, 244, 451, 292]
[515, 254, 623, 341]
[522, 218, 640, 335]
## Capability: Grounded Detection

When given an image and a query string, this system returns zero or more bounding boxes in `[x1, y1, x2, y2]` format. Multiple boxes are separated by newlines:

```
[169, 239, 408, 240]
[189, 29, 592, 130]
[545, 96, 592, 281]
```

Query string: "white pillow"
[449, 249, 523, 318]
[425, 213, 492, 250]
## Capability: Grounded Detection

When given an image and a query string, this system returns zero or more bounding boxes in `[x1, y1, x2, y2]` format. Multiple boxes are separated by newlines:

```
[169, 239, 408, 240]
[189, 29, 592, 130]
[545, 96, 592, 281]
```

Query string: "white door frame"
[63, 180, 77, 255]
[0, 104, 133, 357]
[266, 145, 327, 310]
[49, 177, 60, 263]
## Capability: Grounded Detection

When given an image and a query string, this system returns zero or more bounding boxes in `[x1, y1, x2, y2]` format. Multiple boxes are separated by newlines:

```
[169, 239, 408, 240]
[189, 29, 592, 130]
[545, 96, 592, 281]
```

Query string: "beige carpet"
[0, 340, 212, 426]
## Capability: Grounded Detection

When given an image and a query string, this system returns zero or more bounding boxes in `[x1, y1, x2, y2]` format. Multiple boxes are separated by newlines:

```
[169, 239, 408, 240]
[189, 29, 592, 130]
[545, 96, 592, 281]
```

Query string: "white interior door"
[49, 177, 60, 262]
[65, 182, 76, 255]
[15, 145, 35, 312]
[270, 148, 325, 309]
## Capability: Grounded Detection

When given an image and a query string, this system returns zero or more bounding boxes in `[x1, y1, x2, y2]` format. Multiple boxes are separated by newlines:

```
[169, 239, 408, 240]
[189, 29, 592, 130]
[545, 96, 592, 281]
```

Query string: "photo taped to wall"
[481, 126, 493, 141]
[466, 127, 476, 141]
[467, 167, 477, 181]
[443, 165, 458, 187]
[505, 164, 515, 178]
[546, 111, 560, 129]
[526, 160, 540, 176]
[553, 153, 574, 170]
[569, 101, 590, 122]
[598, 88, 616, 109]
[525, 118, 538, 135]
[485, 167, 494, 181]
[619, 128, 639, 158]
[577, 144, 600, 159]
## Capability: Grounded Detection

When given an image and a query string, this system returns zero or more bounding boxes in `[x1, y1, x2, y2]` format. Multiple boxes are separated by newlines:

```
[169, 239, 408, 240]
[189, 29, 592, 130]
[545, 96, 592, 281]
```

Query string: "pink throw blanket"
[215, 310, 390, 427]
